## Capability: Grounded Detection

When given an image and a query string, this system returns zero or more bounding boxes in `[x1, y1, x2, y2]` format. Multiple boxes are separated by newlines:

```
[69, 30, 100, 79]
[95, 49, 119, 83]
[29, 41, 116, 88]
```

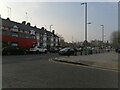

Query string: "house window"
[2, 30, 7, 35]
[30, 30, 36, 35]
[0, 29, 2, 35]
[19, 33, 25, 38]
[11, 32, 18, 37]
[26, 34, 31, 38]
[31, 35, 36, 39]
[11, 42, 18, 46]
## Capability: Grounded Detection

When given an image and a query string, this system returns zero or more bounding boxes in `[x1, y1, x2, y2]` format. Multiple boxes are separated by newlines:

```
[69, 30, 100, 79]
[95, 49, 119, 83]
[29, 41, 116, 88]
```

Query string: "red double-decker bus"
[1, 18, 37, 55]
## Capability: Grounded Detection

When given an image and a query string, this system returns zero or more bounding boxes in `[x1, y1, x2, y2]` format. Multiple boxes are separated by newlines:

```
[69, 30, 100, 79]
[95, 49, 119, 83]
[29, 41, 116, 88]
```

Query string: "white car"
[29, 46, 47, 54]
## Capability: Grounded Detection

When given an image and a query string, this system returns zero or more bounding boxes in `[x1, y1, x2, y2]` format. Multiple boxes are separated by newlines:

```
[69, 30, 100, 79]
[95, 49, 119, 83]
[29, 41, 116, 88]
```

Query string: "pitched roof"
[2, 18, 32, 31]
[1, 18, 59, 38]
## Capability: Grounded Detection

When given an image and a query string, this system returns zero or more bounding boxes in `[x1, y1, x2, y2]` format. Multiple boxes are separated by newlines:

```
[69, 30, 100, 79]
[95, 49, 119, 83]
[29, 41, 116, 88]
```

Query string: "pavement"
[52, 51, 119, 71]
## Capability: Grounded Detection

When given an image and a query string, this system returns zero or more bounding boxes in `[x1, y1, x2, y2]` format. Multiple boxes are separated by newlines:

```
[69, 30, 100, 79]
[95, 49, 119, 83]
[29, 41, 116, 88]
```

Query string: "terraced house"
[0, 17, 60, 53]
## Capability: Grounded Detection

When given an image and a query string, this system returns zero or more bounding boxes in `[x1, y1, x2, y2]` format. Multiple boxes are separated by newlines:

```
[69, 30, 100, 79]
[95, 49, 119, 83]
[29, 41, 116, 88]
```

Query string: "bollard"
[81, 51, 83, 55]
[85, 50, 86, 55]
[67, 49, 70, 57]
[74, 48, 77, 56]
[91, 50, 93, 55]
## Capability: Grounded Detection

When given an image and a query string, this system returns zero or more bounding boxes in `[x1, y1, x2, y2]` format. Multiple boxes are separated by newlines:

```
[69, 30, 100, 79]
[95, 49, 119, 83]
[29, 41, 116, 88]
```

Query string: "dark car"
[49, 48, 59, 53]
[2, 46, 28, 55]
[116, 45, 120, 53]
[59, 47, 75, 56]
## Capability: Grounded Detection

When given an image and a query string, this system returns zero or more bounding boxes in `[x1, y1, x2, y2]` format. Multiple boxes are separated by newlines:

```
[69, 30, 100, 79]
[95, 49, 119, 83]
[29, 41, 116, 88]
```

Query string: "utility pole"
[81, 3, 91, 45]
[7, 6, 9, 17]
[81, 3, 92, 55]
[101, 25, 104, 42]
[100, 24, 104, 49]
[7, 6, 11, 18]
[81, 3, 87, 42]
[9, 7, 11, 18]
[49, 24, 53, 49]
[45, 25, 47, 28]
[72, 36, 73, 43]
[50, 25, 53, 32]
[25, 12, 28, 22]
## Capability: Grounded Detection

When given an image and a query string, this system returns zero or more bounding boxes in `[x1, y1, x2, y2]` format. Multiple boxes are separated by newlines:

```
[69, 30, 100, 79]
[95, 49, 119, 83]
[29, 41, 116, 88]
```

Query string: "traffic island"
[53, 58, 90, 66]
[52, 52, 118, 71]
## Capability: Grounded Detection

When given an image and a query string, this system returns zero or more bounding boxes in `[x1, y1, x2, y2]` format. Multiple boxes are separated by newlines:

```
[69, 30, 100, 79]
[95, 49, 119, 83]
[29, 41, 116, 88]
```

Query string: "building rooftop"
[1, 17, 59, 38]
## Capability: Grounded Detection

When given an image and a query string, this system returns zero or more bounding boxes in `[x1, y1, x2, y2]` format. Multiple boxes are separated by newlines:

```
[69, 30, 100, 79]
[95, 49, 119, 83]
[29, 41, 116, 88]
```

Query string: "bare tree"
[110, 31, 120, 47]
[56, 34, 65, 47]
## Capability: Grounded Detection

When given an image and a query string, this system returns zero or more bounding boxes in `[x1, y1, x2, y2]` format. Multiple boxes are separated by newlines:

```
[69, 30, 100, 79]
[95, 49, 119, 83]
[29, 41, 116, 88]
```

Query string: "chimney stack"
[22, 21, 26, 25]
[34, 26, 37, 28]
[6, 17, 10, 21]
[41, 27, 44, 30]
[52, 30, 55, 34]
[27, 22, 31, 26]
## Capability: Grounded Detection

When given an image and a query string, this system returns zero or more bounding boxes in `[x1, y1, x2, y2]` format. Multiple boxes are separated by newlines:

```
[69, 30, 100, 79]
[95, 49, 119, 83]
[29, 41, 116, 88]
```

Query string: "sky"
[0, 1, 118, 43]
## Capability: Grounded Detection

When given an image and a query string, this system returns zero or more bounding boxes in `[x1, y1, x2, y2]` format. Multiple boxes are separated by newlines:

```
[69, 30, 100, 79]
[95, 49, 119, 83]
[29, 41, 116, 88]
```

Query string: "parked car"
[29, 46, 47, 54]
[86, 47, 93, 54]
[82, 47, 95, 55]
[59, 47, 75, 56]
[2, 46, 28, 55]
[104, 47, 111, 52]
[49, 48, 59, 53]
[92, 47, 100, 54]
[115, 45, 120, 53]
[76, 48, 82, 52]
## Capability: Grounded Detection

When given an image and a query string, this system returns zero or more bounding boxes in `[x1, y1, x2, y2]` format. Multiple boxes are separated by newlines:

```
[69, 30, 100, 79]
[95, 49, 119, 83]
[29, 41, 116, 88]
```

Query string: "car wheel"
[7, 51, 11, 55]
[45, 51, 47, 54]
[24, 51, 27, 55]
[36, 50, 40, 54]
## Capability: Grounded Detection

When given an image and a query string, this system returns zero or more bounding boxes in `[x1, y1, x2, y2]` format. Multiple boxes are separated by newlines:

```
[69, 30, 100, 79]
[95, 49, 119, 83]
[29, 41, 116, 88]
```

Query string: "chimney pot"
[27, 22, 31, 26]
[22, 21, 26, 24]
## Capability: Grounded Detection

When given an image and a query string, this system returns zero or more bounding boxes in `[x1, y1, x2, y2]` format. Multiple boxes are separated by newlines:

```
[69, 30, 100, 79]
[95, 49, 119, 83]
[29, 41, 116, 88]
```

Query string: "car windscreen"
[60, 48, 70, 52]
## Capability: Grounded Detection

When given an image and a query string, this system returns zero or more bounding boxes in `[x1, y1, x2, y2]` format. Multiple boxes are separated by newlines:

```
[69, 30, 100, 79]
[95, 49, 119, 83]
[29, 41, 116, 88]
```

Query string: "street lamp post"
[50, 25, 53, 32]
[100, 25, 104, 51]
[50, 24, 53, 50]
[100, 25, 104, 42]
[81, 3, 92, 43]
[81, 2, 87, 42]
[81, 3, 92, 55]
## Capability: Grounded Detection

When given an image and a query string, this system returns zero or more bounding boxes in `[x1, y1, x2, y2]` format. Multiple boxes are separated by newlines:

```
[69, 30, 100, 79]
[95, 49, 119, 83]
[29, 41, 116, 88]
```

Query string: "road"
[2, 53, 118, 88]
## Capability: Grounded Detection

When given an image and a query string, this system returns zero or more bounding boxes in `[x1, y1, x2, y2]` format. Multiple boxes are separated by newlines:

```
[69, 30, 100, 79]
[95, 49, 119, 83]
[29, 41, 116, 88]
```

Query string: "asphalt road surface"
[2, 53, 118, 88]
